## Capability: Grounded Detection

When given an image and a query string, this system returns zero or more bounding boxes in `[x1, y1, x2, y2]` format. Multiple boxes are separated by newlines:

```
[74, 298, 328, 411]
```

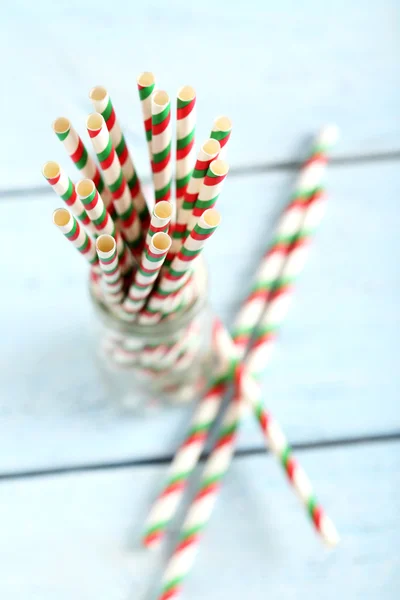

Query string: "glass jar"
[90, 268, 214, 411]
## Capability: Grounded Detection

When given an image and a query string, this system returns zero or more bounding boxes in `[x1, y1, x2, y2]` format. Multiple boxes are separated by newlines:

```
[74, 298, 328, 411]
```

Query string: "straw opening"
[178, 85, 196, 102]
[52, 117, 70, 134]
[214, 116, 232, 132]
[137, 72, 155, 87]
[89, 86, 107, 102]
[203, 209, 220, 227]
[210, 159, 229, 176]
[152, 232, 171, 251]
[202, 139, 220, 156]
[154, 201, 172, 220]
[53, 208, 70, 227]
[96, 235, 115, 253]
[153, 90, 169, 106]
[77, 179, 95, 198]
[87, 113, 103, 130]
[43, 161, 60, 179]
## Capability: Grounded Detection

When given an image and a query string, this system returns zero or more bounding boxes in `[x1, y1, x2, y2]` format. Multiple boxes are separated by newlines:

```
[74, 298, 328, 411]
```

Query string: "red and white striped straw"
[95, 234, 124, 304]
[42, 161, 94, 234]
[52, 208, 98, 268]
[86, 113, 142, 251]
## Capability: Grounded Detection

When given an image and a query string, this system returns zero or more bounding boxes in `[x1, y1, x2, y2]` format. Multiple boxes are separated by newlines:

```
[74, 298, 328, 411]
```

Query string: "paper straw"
[231, 124, 339, 352]
[152, 91, 172, 203]
[123, 232, 171, 317]
[210, 115, 232, 157]
[145, 201, 173, 246]
[86, 113, 141, 250]
[95, 234, 124, 304]
[89, 86, 149, 226]
[142, 209, 221, 323]
[186, 159, 229, 235]
[156, 187, 339, 599]
[137, 72, 156, 162]
[176, 86, 196, 208]
[142, 125, 338, 547]
[42, 161, 93, 233]
[52, 208, 98, 267]
[52, 117, 114, 215]
[170, 139, 220, 258]
[76, 179, 133, 274]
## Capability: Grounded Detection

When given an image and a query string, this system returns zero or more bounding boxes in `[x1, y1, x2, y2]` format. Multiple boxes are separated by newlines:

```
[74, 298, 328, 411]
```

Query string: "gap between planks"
[1, 430, 399, 482]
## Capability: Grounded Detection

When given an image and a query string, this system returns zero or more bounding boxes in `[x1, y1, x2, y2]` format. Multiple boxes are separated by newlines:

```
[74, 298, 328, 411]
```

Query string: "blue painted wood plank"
[0, 443, 398, 599]
[0, 161, 399, 472]
[1, 0, 399, 189]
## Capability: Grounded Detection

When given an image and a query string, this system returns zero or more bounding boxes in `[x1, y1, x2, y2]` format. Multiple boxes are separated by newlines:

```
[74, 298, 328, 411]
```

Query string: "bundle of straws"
[43, 74, 232, 385]
[43, 70, 340, 597]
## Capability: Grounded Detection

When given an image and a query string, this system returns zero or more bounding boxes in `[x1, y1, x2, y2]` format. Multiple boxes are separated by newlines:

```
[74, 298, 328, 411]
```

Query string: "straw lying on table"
[156, 165, 339, 600]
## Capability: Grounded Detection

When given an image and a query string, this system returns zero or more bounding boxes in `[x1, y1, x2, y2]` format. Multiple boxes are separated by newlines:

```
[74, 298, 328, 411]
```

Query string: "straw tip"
[318, 124, 340, 148]
[87, 113, 104, 131]
[52, 116, 70, 134]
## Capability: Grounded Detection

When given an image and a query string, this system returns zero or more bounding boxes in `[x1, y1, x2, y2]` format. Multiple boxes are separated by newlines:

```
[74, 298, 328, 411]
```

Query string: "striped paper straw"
[75, 179, 133, 274]
[42, 161, 93, 232]
[86, 113, 141, 250]
[210, 115, 232, 156]
[170, 139, 220, 258]
[123, 232, 171, 317]
[142, 209, 221, 322]
[142, 125, 338, 547]
[186, 159, 229, 235]
[231, 124, 339, 352]
[145, 201, 173, 246]
[155, 188, 339, 599]
[52, 117, 114, 215]
[176, 86, 196, 209]
[137, 72, 156, 162]
[52, 208, 98, 267]
[152, 91, 172, 203]
[95, 234, 124, 304]
[89, 86, 148, 226]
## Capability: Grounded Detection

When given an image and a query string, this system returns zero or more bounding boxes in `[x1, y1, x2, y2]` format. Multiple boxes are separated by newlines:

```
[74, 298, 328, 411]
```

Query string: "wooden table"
[1, 1, 399, 597]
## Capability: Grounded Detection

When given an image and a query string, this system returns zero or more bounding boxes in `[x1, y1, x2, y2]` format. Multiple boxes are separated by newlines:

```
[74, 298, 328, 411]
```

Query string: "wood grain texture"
[0, 442, 398, 599]
[1, 0, 399, 189]
[1, 161, 399, 472]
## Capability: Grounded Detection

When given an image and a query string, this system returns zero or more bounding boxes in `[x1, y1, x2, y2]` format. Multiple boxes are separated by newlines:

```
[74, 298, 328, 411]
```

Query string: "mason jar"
[90, 262, 214, 411]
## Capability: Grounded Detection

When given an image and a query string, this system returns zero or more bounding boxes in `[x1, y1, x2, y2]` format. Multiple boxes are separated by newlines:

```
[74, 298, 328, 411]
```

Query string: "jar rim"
[89, 287, 208, 339]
